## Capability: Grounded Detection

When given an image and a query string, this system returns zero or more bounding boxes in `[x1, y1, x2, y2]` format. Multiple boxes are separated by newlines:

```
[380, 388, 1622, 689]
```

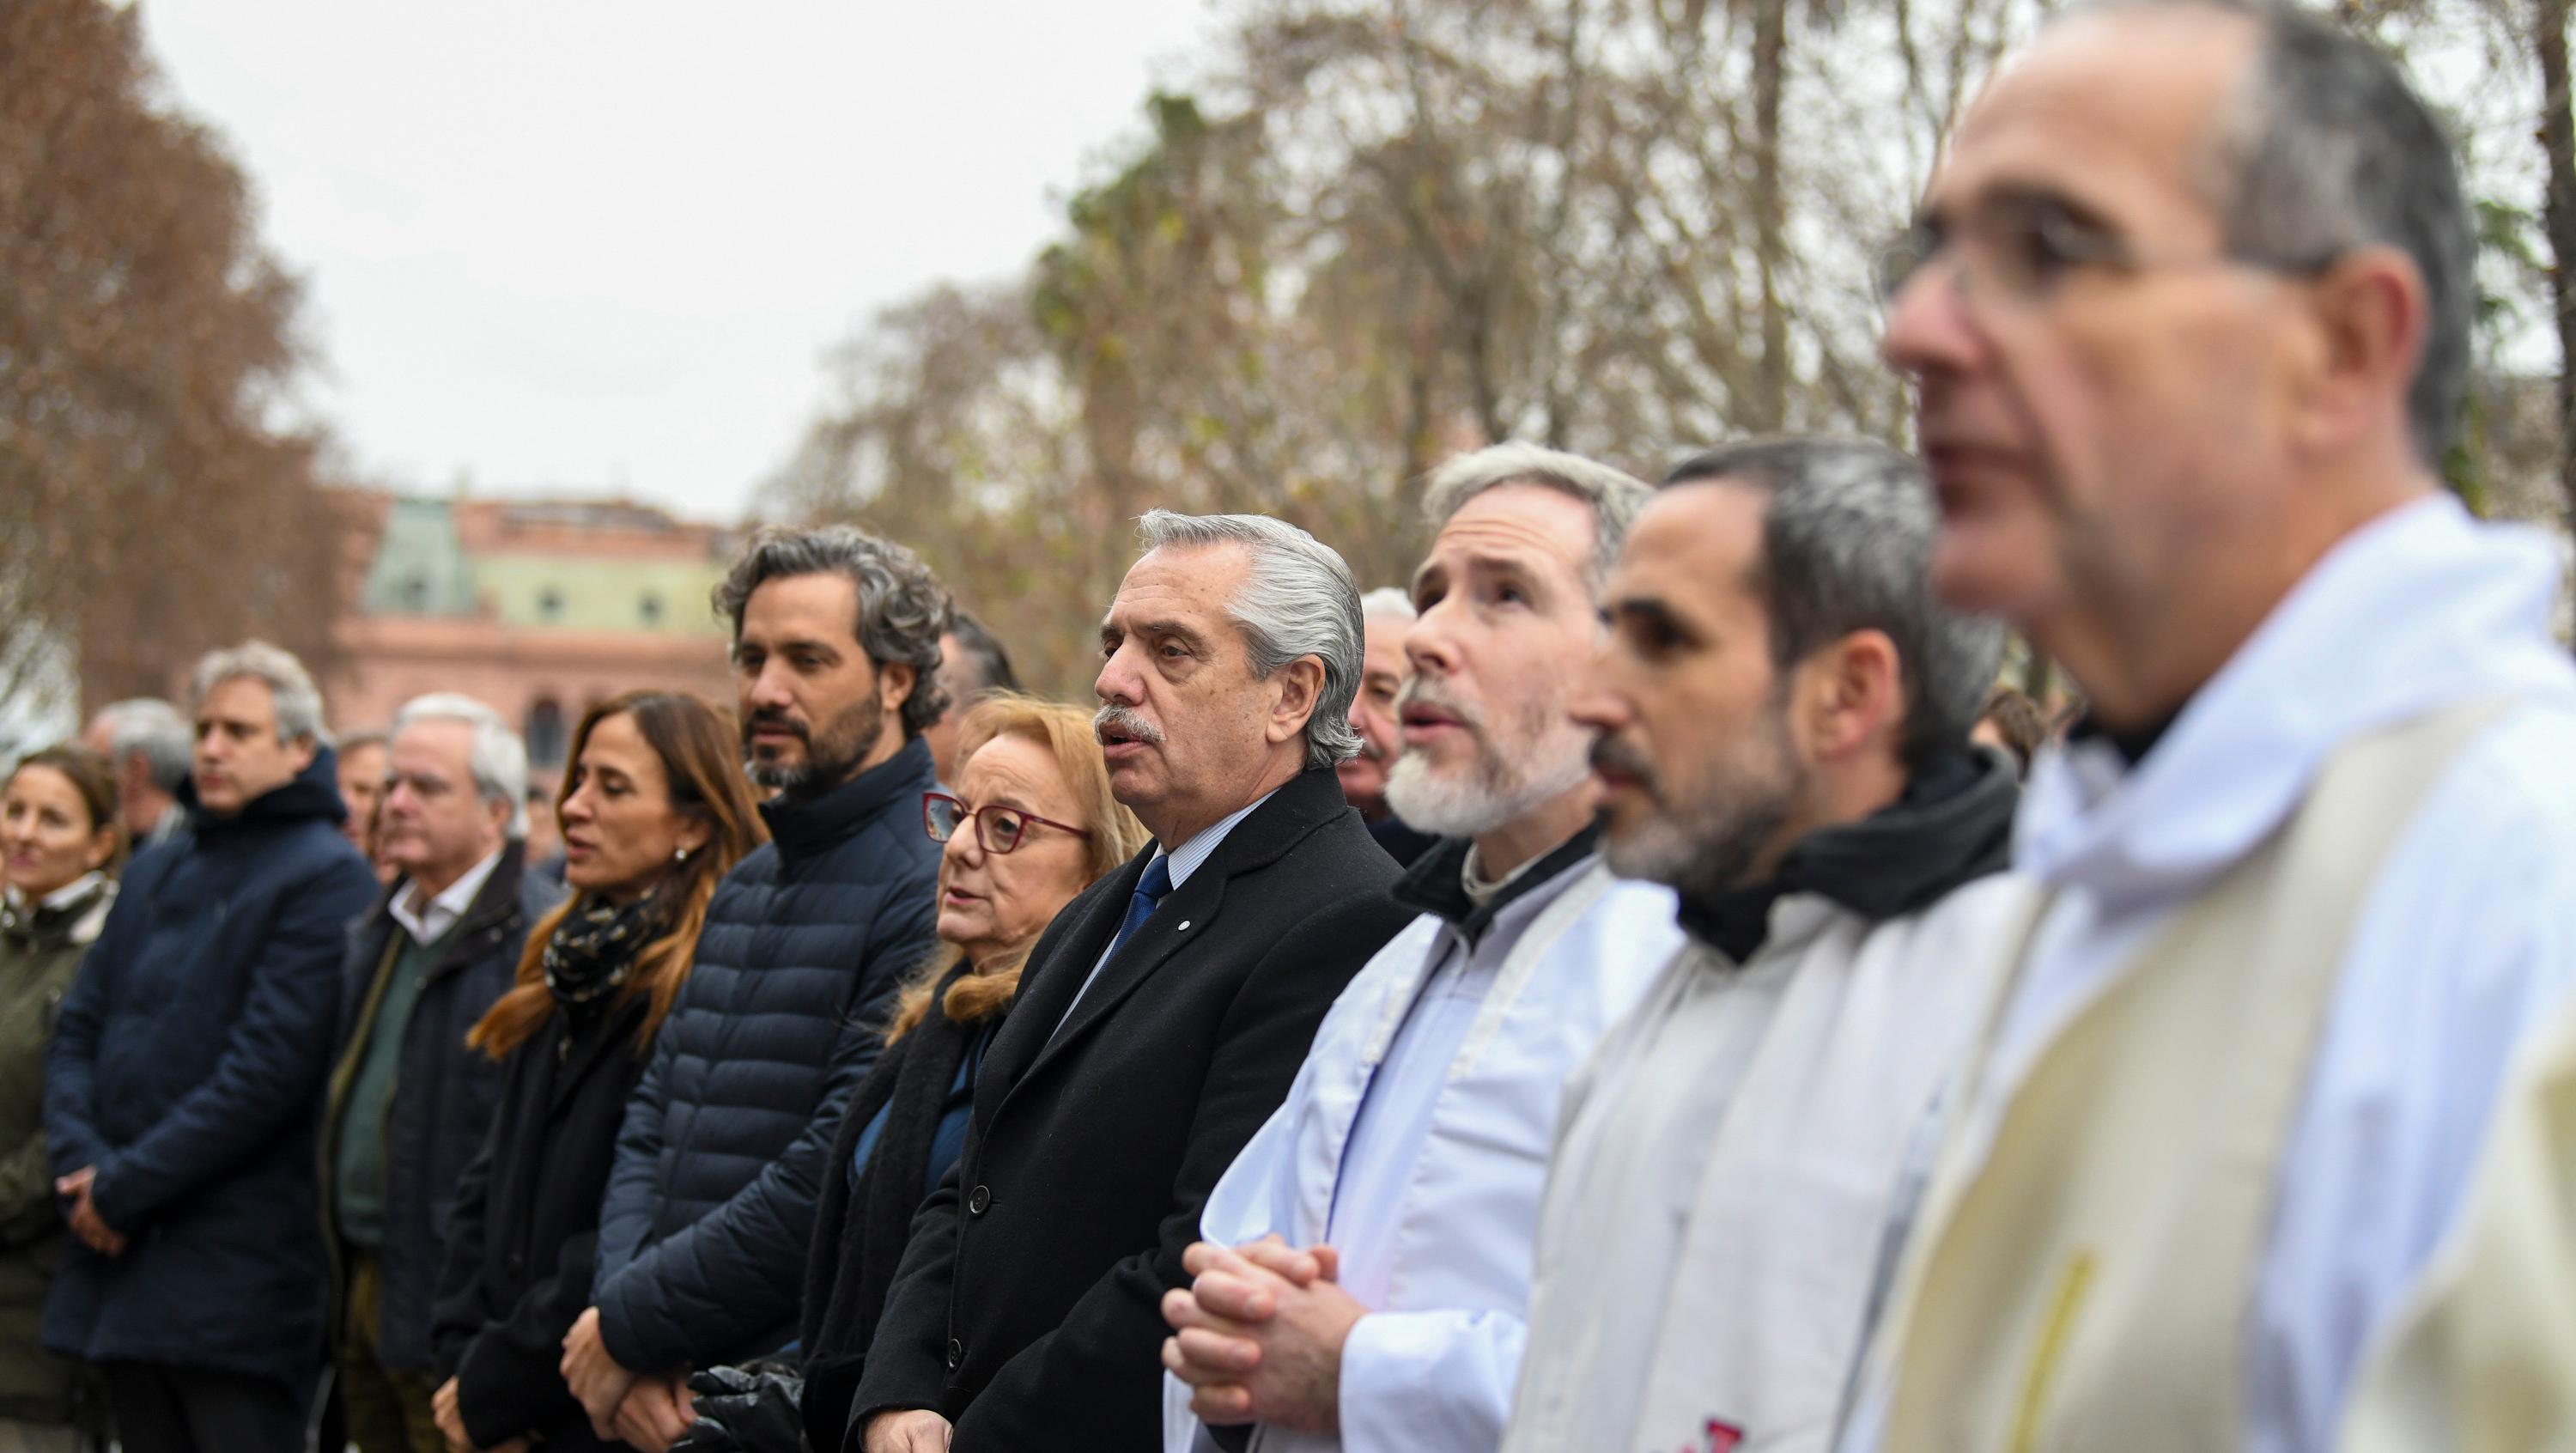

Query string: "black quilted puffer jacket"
[591, 736, 940, 1372]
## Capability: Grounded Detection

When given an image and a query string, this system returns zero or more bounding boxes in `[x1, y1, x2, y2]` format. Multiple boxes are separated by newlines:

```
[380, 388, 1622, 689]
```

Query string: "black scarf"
[542, 891, 669, 1007]
[1676, 748, 2020, 963]
[798, 958, 990, 1443]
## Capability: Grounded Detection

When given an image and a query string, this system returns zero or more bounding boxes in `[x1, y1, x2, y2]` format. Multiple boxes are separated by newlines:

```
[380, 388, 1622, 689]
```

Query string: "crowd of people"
[6, 3, 2576, 1451]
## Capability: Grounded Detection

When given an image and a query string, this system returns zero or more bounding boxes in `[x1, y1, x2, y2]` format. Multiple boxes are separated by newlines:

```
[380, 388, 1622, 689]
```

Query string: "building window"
[640, 593, 664, 625]
[404, 575, 429, 610]
[538, 588, 564, 622]
[526, 698, 568, 768]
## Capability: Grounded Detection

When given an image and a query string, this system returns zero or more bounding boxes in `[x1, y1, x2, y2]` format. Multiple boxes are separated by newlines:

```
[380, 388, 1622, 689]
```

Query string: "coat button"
[945, 1338, 963, 1369]
[967, 1185, 991, 1215]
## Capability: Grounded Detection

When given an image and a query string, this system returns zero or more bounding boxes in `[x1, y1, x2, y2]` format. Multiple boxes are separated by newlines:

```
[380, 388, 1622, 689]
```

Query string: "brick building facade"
[324, 489, 742, 777]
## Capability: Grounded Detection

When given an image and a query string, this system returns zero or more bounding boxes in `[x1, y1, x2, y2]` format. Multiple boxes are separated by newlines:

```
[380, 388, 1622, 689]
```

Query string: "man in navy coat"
[45, 641, 380, 1453]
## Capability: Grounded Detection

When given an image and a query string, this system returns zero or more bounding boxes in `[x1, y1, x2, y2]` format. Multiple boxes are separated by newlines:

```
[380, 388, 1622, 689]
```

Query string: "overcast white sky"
[137, 1, 1222, 524]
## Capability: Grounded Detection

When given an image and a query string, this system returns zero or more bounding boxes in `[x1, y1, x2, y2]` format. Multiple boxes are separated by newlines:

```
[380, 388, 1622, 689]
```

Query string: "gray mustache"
[1093, 704, 1166, 746]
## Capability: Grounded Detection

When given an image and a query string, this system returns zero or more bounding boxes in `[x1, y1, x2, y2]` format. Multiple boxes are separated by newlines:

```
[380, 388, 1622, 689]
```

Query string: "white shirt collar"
[43, 872, 104, 911]
[2017, 493, 2576, 906]
[3, 872, 107, 915]
[391, 846, 506, 945]
[1157, 788, 1279, 891]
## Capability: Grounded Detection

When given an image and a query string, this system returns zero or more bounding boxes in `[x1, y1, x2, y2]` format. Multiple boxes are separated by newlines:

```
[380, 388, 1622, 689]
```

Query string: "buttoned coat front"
[854, 767, 1413, 1451]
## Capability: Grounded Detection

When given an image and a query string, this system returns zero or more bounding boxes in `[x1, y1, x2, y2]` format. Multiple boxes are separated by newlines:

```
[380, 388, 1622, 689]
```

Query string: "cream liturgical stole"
[2341, 987, 2576, 1453]
[1873, 699, 2506, 1453]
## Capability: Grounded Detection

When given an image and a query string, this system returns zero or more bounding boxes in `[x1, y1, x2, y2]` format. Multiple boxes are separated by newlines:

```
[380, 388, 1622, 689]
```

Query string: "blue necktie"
[1105, 854, 1174, 962]
[1053, 854, 1174, 1038]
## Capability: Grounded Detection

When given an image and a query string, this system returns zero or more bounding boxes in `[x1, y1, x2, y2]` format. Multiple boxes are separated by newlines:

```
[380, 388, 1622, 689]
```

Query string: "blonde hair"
[884, 696, 1151, 1042]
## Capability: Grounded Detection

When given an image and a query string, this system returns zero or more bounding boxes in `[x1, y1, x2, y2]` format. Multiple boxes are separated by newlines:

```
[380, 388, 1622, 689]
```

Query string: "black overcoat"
[431, 993, 653, 1452]
[852, 767, 1411, 1450]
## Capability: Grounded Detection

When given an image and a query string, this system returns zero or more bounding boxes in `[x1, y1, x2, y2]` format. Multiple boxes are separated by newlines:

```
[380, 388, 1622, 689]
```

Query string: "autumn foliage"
[766, 0, 2576, 696]
[0, 0, 340, 713]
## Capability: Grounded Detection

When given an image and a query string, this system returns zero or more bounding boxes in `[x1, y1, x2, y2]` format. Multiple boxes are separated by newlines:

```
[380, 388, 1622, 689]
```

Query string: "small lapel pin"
[1177, 921, 1192, 931]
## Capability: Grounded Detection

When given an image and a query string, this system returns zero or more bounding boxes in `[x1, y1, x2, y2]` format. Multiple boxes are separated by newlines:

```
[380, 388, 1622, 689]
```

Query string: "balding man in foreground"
[1848, 3, 2576, 1450]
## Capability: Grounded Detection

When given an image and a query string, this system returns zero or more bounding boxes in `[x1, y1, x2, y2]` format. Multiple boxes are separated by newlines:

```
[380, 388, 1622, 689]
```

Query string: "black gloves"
[670, 1363, 808, 1453]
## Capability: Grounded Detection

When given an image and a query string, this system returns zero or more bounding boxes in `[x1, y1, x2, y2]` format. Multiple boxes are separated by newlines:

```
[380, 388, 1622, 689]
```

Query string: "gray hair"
[1359, 587, 1419, 623]
[2081, 0, 2474, 465]
[188, 641, 327, 747]
[1135, 511, 1365, 769]
[1664, 440, 2006, 771]
[94, 698, 192, 793]
[1422, 443, 1655, 593]
[714, 525, 956, 737]
[392, 692, 531, 839]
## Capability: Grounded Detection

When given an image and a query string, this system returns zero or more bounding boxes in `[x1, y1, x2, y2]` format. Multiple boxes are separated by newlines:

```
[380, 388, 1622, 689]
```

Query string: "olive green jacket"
[0, 875, 112, 1422]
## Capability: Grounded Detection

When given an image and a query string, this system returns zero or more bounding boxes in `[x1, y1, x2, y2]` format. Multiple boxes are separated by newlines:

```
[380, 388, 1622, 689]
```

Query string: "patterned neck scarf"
[542, 890, 670, 1007]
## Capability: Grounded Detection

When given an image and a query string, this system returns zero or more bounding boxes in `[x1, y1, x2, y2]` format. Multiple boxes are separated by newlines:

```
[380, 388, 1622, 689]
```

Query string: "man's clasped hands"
[1160, 1235, 1370, 1437]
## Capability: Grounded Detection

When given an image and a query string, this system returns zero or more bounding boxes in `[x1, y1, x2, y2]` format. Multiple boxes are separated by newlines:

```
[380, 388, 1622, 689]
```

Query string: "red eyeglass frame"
[921, 791, 1092, 854]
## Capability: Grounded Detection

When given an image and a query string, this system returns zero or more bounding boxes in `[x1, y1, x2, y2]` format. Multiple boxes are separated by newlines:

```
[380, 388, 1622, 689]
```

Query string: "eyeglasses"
[923, 792, 1091, 855]
[1874, 192, 2339, 307]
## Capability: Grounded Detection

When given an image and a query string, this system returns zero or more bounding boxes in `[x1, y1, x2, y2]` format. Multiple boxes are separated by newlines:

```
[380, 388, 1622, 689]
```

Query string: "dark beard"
[1673, 783, 1797, 903]
[1595, 694, 1805, 898]
[744, 691, 887, 799]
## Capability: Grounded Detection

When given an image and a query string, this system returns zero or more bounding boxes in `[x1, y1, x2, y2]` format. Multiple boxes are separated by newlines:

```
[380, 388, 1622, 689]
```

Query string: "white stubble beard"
[1384, 709, 1595, 838]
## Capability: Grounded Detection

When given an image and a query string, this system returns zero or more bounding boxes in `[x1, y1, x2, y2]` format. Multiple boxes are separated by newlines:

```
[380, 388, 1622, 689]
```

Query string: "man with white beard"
[1157, 444, 1684, 1453]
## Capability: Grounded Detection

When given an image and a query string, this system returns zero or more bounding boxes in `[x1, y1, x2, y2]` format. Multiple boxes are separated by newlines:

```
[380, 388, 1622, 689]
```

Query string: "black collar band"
[1390, 823, 1603, 947]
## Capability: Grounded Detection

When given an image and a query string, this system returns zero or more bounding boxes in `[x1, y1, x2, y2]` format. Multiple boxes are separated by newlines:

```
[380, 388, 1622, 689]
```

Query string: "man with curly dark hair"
[559, 526, 951, 1453]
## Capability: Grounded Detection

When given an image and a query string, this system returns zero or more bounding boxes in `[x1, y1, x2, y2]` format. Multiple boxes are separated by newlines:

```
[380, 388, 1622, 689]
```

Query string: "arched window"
[525, 697, 568, 768]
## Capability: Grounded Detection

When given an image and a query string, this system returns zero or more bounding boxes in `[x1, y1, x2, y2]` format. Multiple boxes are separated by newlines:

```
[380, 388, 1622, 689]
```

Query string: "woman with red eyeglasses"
[672, 696, 1150, 1453]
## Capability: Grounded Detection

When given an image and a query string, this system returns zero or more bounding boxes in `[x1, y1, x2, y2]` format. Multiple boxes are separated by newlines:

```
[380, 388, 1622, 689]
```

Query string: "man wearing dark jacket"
[562, 526, 948, 1453]
[854, 512, 1411, 1453]
[43, 641, 381, 1453]
[323, 693, 559, 1453]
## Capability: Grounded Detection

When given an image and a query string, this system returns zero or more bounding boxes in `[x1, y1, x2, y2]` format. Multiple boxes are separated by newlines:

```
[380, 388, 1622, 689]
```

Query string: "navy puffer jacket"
[42, 751, 380, 1387]
[592, 736, 940, 1372]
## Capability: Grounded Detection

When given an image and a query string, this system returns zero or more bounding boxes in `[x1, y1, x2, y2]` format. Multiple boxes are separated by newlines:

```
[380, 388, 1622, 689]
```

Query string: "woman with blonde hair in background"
[428, 693, 766, 1453]
[0, 746, 120, 1452]
[672, 696, 1150, 1453]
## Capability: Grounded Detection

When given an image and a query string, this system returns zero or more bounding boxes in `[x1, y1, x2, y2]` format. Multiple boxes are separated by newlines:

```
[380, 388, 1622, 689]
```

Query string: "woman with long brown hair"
[428, 693, 765, 1453]
[671, 697, 1150, 1453]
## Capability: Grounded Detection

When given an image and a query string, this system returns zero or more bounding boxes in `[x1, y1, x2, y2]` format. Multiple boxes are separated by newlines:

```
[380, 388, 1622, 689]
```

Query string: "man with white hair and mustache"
[855, 512, 1411, 1453]
[1157, 444, 1685, 1453]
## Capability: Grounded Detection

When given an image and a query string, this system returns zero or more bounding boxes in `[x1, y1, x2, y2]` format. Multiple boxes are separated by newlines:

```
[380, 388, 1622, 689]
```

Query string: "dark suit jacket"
[323, 842, 560, 1371]
[850, 767, 1410, 1450]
